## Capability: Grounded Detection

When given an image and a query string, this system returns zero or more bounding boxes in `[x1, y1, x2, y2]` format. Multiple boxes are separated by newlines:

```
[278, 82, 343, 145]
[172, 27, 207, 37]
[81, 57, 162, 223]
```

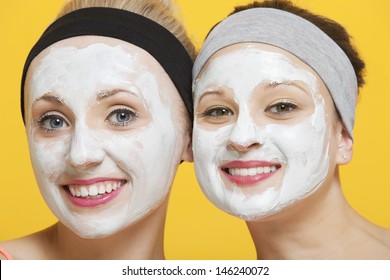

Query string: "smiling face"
[24, 36, 191, 237]
[193, 43, 342, 220]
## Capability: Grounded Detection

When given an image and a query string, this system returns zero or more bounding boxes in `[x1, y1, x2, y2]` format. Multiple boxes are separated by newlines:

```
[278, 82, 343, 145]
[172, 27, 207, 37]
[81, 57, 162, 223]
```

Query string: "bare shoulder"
[371, 226, 390, 259]
[381, 227, 390, 244]
[0, 225, 57, 260]
[374, 226, 390, 243]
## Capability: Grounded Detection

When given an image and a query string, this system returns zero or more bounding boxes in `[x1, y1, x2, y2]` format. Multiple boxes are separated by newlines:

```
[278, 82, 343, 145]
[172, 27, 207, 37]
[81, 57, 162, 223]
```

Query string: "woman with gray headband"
[192, 0, 390, 259]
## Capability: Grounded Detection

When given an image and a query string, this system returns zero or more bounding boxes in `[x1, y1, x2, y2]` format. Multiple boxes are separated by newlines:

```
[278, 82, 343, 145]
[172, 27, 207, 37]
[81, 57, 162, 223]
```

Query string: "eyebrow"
[197, 90, 226, 104]
[263, 80, 310, 94]
[97, 89, 138, 101]
[33, 93, 64, 105]
[33, 88, 138, 105]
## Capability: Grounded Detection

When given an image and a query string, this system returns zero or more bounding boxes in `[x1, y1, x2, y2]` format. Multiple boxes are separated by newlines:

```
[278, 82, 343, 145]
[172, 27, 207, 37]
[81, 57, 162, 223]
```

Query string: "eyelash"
[34, 112, 69, 133]
[200, 106, 234, 118]
[106, 107, 138, 127]
[265, 101, 297, 116]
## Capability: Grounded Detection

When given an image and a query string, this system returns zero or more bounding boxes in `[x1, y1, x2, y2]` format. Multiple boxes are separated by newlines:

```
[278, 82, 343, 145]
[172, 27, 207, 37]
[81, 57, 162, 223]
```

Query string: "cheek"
[193, 122, 231, 163]
[275, 93, 329, 158]
[102, 119, 180, 179]
[270, 122, 326, 160]
[268, 101, 331, 200]
[28, 134, 70, 183]
[272, 106, 328, 168]
[92, 128, 145, 177]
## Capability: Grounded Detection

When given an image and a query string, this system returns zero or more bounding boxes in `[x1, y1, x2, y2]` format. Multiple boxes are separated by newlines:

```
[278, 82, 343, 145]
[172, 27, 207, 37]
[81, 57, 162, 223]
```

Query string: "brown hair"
[231, 0, 365, 88]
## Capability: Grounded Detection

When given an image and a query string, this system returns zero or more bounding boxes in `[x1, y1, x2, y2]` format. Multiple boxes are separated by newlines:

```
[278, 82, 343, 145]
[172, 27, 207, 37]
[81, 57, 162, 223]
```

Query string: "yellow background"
[0, 0, 389, 259]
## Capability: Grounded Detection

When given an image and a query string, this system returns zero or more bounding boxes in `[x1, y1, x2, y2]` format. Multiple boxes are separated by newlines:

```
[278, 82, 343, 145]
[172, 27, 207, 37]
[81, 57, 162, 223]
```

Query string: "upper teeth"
[228, 166, 277, 176]
[68, 181, 123, 198]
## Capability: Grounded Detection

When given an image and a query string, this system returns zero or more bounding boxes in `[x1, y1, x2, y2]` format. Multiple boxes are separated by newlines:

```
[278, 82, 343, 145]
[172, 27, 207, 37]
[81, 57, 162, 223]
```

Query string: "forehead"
[201, 43, 319, 83]
[206, 42, 318, 74]
[25, 36, 171, 93]
[25, 36, 182, 107]
[195, 42, 331, 99]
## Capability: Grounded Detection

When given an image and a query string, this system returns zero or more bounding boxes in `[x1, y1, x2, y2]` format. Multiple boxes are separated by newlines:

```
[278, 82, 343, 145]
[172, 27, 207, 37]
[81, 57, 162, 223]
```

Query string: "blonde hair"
[57, 0, 196, 61]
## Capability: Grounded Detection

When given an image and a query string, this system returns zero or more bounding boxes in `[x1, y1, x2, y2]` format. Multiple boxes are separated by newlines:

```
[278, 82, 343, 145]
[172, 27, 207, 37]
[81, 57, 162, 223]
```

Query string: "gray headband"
[193, 8, 358, 138]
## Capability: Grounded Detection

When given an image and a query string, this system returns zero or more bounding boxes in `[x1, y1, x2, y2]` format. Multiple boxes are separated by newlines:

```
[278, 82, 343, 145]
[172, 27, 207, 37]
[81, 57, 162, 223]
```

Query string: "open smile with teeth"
[224, 165, 279, 176]
[66, 180, 127, 198]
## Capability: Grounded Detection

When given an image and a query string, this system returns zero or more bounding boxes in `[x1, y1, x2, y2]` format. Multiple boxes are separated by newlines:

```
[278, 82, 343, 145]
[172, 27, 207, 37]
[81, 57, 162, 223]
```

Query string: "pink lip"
[220, 160, 281, 186]
[62, 177, 126, 208]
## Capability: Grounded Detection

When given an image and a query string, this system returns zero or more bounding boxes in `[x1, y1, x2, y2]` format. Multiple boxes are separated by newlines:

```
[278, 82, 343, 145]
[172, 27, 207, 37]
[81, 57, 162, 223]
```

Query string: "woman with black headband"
[0, 0, 194, 260]
[192, 0, 390, 259]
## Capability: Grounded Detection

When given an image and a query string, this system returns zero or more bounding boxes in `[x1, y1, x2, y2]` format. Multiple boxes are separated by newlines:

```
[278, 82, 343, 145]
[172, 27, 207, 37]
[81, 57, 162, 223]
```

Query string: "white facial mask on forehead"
[27, 42, 184, 237]
[193, 47, 330, 220]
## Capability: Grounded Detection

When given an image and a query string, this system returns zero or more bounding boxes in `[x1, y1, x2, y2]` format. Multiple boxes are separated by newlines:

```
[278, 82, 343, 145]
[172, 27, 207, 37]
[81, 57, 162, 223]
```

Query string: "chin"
[63, 218, 126, 239]
[229, 205, 281, 222]
[71, 226, 122, 239]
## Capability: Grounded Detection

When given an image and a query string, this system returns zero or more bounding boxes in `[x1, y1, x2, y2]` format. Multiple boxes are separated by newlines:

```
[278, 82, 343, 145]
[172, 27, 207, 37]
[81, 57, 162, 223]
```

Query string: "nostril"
[65, 153, 103, 169]
[248, 142, 261, 149]
[228, 141, 261, 152]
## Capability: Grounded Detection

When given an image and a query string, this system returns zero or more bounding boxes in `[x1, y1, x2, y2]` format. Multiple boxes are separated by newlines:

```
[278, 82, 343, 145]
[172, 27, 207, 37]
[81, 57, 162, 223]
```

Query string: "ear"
[336, 127, 353, 165]
[181, 134, 194, 163]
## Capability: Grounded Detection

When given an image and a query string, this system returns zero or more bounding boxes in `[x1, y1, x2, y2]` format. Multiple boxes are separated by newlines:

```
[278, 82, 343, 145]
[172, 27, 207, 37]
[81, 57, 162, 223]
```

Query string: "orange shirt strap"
[0, 246, 13, 260]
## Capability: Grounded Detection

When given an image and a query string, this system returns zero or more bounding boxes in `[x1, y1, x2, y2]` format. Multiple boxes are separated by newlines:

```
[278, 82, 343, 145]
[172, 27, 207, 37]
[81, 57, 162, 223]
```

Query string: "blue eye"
[37, 114, 69, 132]
[106, 108, 137, 126]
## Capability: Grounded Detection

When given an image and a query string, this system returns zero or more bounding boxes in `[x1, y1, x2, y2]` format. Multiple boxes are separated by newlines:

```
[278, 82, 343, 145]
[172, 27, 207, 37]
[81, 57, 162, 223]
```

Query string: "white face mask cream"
[193, 45, 331, 220]
[25, 38, 187, 237]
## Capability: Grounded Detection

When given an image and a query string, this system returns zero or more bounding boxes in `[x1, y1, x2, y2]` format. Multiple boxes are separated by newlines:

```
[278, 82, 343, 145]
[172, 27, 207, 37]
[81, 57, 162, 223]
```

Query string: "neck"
[45, 198, 169, 260]
[247, 174, 390, 259]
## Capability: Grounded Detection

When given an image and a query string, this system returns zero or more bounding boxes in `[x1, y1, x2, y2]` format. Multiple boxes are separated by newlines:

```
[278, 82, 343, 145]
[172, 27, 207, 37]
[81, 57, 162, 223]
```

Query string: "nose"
[227, 111, 262, 153]
[228, 141, 261, 152]
[66, 125, 104, 169]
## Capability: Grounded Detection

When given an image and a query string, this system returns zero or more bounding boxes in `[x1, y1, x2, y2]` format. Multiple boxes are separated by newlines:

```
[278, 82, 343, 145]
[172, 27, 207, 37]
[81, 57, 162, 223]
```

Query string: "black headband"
[21, 7, 193, 122]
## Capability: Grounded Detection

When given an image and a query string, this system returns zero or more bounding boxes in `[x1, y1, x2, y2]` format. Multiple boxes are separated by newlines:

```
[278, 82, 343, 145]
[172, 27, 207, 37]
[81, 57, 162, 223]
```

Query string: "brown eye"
[266, 102, 297, 115]
[202, 106, 233, 118]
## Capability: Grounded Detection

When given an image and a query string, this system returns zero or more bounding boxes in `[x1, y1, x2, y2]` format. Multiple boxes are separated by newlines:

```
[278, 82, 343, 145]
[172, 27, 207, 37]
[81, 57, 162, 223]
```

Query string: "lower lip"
[65, 184, 125, 207]
[222, 169, 278, 186]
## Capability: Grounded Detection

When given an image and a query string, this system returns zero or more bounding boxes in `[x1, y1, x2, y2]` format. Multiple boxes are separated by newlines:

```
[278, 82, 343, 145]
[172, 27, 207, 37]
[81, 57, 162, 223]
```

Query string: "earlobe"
[336, 128, 353, 165]
[181, 136, 194, 163]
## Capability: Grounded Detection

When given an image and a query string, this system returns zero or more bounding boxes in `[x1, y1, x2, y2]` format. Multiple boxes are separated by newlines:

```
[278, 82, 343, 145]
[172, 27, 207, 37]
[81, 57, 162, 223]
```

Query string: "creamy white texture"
[26, 42, 184, 237]
[193, 47, 330, 220]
